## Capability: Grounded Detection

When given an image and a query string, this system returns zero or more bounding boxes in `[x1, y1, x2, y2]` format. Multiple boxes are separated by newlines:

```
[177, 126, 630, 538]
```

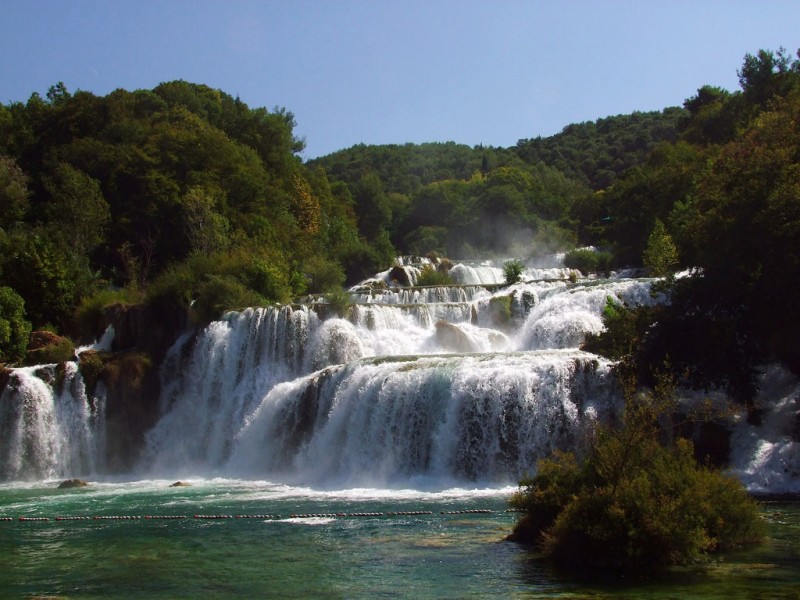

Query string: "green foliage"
[42, 162, 110, 254]
[144, 250, 293, 326]
[302, 255, 346, 294]
[73, 287, 143, 341]
[414, 264, 454, 287]
[502, 260, 524, 285]
[0, 154, 29, 226]
[324, 288, 353, 318]
[77, 349, 106, 397]
[514, 109, 686, 190]
[25, 335, 75, 365]
[642, 219, 679, 276]
[0, 286, 31, 363]
[563, 248, 613, 275]
[509, 379, 763, 571]
[192, 275, 267, 325]
[582, 297, 655, 363]
[489, 295, 514, 327]
[0, 230, 97, 330]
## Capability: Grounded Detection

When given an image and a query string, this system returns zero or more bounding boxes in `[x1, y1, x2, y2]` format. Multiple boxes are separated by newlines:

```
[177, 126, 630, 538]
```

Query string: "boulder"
[58, 478, 89, 489]
[170, 481, 192, 487]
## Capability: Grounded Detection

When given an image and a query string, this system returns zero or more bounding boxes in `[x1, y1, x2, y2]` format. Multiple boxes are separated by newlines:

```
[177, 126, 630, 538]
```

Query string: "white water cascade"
[138, 261, 660, 486]
[2, 256, 798, 492]
[0, 362, 105, 481]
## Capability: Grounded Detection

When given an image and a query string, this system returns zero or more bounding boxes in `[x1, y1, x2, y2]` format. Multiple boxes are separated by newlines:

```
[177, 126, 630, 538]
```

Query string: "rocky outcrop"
[25, 331, 75, 365]
[58, 478, 89, 489]
[101, 352, 161, 473]
[101, 303, 188, 364]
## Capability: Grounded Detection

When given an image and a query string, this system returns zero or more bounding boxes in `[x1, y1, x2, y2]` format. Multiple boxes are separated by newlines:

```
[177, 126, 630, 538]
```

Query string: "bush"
[191, 275, 267, 325]
[489, 295, 513, 327]
[563, 248, 614, 275]
[74, 287, 143, 341]
[144, 250, 292, 326]
[415, 264, 454, 286]
[324, 288, 353, 318]
[508, 377, 763, 572]
[582, 296, 656, 362]
[303, 255, 346, 294]
[503, 260, 524, 284]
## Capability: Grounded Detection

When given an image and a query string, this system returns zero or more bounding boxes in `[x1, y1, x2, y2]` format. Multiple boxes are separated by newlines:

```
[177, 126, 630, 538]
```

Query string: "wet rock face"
[101, 352, 161, 473]
[388, 266, 412, 287]
[434, 320, 475, 353]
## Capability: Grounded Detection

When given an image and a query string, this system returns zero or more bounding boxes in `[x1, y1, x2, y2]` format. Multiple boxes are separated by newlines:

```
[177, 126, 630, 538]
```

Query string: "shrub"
[324, 288, 353, 318]
[77, 349, 106, 397]
[303, 255, 346, 294]
[503, 259, 524, 284]
[415, 264, 454, 286]
[489, 295, 513, 327]
[191, 275, 266, 325]
[74, 287, 143, 341]
[563, 248, 614, 275]
[582, 296, 656, 362]
[508, 377, 763, 572]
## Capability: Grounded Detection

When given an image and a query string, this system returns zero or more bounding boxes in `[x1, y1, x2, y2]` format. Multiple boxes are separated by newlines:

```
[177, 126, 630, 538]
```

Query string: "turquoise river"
[1, 480, 798, 599]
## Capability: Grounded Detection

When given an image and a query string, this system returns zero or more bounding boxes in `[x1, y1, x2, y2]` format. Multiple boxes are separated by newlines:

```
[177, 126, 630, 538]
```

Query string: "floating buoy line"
[2, 509, 524, 524]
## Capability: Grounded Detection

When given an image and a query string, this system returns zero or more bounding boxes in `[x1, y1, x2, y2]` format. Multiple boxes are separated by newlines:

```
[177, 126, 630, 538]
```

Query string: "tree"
[0, 155, 29, 226]
[353, 172, 391, 241]
[182, 186, 231, 255]
[642, 219, 678, 276]
[508, 378, 763, 571]
[0, 286, 31, 363]
[42, 162, 110, 254]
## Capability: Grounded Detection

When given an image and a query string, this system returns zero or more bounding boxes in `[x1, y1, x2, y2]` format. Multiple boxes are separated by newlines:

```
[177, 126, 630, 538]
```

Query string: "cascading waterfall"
[2, 255, 797, 492]
[0, 362, 105, 481]
[137, 262, 657, 485]
[227, 350, 618, 487]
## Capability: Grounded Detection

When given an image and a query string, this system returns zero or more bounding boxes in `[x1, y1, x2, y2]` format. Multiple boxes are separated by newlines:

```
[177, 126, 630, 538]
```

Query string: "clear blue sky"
[2, 0, 798, 159]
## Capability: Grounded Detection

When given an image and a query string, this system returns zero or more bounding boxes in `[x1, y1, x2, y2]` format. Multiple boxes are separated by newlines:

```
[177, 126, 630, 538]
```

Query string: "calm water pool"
[1, 480, 798, 599]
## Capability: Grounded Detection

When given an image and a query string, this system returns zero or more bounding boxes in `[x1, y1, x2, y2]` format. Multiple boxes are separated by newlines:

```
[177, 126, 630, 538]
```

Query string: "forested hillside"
[1, 48, 799, 404]
[0, 81, 390, 359]
[514, 108, 686, 190]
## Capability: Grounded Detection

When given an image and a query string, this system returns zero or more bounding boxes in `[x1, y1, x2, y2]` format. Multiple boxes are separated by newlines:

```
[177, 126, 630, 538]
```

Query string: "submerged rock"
[58, 478, 89, 489]
[170, 481, 192, 487]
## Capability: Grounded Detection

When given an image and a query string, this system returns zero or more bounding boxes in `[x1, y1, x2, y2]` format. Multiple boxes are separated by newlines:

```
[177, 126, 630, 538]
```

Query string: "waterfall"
[227, 351, 618, 487]
[3, 256, 797, 492]
[138, 264, 656, 484]
[0, 363, 105, 481]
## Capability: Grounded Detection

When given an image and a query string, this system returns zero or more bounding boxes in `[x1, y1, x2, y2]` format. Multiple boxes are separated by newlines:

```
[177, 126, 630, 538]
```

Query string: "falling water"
[2, 256, 798, 492]
[0, 363, 105, 481]
[138, 262, 657, 485]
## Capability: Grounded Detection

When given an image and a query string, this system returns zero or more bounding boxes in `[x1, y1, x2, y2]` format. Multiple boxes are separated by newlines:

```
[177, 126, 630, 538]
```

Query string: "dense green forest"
[1, 48, 799, 406]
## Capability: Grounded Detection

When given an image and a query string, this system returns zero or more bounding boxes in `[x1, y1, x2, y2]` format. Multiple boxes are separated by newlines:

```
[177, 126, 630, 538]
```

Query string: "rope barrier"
[2, 508, 519, 523]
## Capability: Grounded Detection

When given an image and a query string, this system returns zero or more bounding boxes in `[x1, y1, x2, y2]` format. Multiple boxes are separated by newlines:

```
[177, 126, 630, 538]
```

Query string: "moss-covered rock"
[25, 331, 75, 365]
[77, 349, 106, 397]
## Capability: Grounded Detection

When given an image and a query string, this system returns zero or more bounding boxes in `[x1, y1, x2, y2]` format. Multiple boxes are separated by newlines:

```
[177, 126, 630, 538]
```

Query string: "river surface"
[1, 480, 798, 599]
